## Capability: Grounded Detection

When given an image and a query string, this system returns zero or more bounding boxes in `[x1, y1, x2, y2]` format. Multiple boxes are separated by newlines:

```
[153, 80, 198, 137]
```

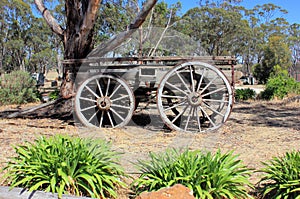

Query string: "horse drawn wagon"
[63, 56, 236, 133]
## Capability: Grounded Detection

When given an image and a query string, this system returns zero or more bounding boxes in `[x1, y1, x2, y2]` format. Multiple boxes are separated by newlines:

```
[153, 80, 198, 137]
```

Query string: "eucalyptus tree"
[1, 0, 33, 72]
[288, 23, 300, 65]
[239, 3, 289, 75]
[180, 4, 249, 56]
[253, 35, 292, 83]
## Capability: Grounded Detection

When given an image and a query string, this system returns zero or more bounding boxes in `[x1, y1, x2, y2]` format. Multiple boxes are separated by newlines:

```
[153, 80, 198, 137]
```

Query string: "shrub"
[260, 73, 300, 100]
[257, 151, 300, 199]
[133, 148, 253, 199]
[2, 135, 126, 198]
[235, 88, 256, 101]
[0, 70, 40, 105]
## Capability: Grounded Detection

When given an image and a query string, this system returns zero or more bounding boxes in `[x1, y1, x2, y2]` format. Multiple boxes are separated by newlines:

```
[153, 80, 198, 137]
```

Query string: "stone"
[136, 184, 195, 199]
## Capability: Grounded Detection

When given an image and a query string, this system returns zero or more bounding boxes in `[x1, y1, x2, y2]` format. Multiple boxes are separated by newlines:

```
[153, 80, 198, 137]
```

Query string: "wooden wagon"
[63, 56, 236, 133]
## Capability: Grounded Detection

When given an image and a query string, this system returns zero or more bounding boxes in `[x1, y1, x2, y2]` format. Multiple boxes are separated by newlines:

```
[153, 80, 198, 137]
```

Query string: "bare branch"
[149, 9, 173, 56]
[89, 0, 158, 57]
[34, 0, 64, 39]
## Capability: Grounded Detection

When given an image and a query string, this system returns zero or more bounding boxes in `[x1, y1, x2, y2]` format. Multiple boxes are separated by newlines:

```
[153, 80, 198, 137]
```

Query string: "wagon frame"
[63, 56, 236, 133]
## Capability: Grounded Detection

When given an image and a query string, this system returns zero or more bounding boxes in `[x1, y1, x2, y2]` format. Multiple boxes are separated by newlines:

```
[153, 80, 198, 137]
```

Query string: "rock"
[136, 184, 195, 199]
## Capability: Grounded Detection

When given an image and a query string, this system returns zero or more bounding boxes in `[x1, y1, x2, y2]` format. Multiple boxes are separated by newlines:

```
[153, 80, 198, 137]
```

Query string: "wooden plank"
[62, 56, 236, 66]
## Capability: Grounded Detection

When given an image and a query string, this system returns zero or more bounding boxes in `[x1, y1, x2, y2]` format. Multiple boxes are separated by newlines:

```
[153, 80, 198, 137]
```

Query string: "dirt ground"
[0, 99, 299, 196]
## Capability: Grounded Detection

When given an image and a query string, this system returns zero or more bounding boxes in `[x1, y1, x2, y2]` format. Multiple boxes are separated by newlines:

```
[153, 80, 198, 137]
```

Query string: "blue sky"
[163, 0, 299, 24]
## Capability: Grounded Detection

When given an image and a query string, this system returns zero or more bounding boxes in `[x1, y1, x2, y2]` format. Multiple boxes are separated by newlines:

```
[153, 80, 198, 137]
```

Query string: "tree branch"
[80, 0, 102, 46]
[34, 0, 64, 39]
[89, 0, 158, 57]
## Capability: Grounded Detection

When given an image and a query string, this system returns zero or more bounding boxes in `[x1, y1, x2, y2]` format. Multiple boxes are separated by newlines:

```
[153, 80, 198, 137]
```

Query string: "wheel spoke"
[99, 111, 104, 127]
[200, 76, 218, 94]
[166, 81, 189, 96]
[199, 106, 216, 127]
[111, 103, 131, 110]
[88, 109, 100, 123]
[171, 104, 189, 124]
[109, 84, 122, 99]
[203, 99, 229, 103]
[189, 65, 195, 92]
[111, 95, 129, 102]
[175, 71, 191, 93]
[110, 107, 125, 121]
[107, 111, 115, 128]
[79, 97, 97, 103]
[196, 107, 202, 132]
[201, 87, 226, 98]
[85, 85, 99, 98]
[202, 103, 225, 117]
[164, 101, 187, 111]
[105, 78, 111, 97]
[196, 68, 206, 92]
[161, 94, 186, 99]
[184, 106, 193, 131]
[95, 79, 104, 97]
[81, 105, 97, 112]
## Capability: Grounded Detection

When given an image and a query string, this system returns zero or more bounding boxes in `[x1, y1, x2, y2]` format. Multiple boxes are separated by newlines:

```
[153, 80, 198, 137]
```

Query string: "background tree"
[288, 23, 300, 78]
[179, 3, 249, 56]
[253, 35, 292, 83]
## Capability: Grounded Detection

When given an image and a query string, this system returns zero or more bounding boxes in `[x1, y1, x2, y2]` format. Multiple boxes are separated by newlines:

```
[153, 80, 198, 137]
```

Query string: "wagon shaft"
[65, 56, 236, 133]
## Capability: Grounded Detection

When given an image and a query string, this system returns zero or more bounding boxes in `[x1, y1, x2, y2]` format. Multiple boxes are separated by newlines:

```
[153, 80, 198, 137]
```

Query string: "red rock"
[136, 184, 195, 199]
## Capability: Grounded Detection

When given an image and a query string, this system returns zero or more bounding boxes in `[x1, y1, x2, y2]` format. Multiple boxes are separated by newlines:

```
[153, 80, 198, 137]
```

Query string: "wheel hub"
[187, 92, 202, 106]
[97, 97, 112, 110]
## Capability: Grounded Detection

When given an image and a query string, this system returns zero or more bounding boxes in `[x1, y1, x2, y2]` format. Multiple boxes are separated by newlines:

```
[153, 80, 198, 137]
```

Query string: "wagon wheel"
[75, 74, 135, 128]
[157, 61, 233, 133]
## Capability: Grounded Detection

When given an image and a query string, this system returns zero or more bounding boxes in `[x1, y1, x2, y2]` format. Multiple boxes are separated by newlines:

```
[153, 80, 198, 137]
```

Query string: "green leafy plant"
[0, 70, 40, 104]
[133, 148, 253, 199]
[49, 89, 60, 100]
[260, 71, 300, 100]
[235, 88, 256, 101]
[2, 135, 126, 198]
[257, 151, 300, 199]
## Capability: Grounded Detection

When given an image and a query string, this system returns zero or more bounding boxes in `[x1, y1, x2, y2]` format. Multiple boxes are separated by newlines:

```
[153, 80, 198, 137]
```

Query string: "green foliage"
[133, 148, 253, 199]
[260, 72, 300, 100]
[253, 35, 292, 84]
[49, 89, 60, 100]
[0, 70, 40, 105]
[257, 151, 300, 199]
[235, 88, 256, 101]
[2, 135, 126, 198]
[180, 5, 249, 56]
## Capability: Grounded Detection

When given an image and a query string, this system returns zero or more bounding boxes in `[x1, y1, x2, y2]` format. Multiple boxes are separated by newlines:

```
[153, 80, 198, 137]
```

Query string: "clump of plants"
[260, 71, 300, 100]
[235, 88, 256, 101]
[0, 70, 40, 105]
[132, 148, 253, 199]
[257, 151, 300, 199]
[49, 88, 60, 100]
[2, 135, 126, 198]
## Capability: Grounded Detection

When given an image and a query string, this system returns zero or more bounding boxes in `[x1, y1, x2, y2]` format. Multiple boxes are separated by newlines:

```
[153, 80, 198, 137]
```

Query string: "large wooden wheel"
[75, 74, 135, 128]
[157, 61, 233, 133]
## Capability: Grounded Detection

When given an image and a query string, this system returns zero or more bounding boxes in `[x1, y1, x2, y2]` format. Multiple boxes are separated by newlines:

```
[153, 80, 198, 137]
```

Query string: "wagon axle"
[188, 92, 202, 106]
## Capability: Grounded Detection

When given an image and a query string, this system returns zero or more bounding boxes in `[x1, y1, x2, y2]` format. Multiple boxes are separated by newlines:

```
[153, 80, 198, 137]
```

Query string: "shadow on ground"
[230, 102, 300, 130]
